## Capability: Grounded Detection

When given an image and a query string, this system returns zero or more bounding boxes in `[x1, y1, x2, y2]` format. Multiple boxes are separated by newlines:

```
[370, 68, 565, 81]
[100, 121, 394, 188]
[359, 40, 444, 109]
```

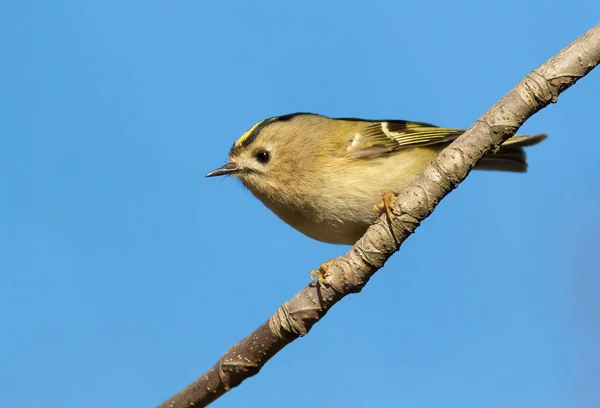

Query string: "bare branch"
[158, 24, 600, 408]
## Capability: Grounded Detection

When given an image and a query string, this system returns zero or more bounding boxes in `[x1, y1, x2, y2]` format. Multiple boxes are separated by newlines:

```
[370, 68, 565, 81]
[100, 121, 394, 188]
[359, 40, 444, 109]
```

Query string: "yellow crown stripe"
[234, 117, 282, 148]
[234, 120, 266, 147]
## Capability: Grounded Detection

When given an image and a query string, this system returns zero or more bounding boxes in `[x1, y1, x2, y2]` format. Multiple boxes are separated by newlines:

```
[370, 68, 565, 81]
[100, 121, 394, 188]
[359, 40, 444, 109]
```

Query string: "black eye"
[255, 150, 270, 164]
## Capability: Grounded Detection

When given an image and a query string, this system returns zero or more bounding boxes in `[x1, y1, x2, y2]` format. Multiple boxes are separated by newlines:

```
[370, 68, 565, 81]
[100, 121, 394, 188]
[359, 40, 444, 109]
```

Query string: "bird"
[206, 113, 546, 280]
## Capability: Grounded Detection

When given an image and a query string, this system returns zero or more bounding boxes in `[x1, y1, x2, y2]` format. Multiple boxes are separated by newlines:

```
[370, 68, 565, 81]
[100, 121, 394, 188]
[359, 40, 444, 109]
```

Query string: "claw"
[310, 259, 335, 285]
[373, 190, 398, 221]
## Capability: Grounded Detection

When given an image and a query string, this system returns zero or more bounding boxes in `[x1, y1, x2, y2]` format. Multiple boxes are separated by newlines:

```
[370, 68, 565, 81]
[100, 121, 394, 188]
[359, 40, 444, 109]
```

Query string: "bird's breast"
[246, 149, 436, 244]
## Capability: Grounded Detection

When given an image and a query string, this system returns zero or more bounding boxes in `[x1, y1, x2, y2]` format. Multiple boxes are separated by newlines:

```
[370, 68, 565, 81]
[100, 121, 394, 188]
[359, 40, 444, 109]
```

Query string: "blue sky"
[1, 1, 599, 407]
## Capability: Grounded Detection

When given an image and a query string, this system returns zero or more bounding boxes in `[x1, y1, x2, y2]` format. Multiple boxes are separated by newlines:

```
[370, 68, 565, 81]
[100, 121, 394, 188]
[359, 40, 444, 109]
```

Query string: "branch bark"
[158, 24, 600, 408]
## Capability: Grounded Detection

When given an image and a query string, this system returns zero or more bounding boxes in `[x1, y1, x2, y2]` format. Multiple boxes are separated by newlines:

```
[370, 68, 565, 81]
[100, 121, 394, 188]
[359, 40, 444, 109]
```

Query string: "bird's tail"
[475, 134, 547, 173]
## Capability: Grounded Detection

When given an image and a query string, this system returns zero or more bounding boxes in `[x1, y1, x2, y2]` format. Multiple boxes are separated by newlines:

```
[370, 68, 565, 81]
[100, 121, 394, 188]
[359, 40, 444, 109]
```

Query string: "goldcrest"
[206, 113, 546, 245]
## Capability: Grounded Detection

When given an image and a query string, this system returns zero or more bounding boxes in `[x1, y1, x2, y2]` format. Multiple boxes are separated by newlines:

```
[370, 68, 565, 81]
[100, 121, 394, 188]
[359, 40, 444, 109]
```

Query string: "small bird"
[206, 113, 545, 277]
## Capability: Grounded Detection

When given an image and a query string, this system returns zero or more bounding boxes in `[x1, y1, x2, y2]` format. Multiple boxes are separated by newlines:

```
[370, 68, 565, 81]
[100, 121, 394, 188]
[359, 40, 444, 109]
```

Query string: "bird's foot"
[373, 190, 398, 221]
[310, 258, 335, 285]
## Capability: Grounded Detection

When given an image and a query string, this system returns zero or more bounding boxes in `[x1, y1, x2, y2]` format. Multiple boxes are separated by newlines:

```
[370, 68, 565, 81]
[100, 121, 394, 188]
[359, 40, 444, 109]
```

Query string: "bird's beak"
[205, 163, 239, 177]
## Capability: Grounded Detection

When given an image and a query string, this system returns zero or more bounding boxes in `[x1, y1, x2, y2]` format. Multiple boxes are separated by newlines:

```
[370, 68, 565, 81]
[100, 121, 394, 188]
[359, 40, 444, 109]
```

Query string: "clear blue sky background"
[1, 1, 598, 407]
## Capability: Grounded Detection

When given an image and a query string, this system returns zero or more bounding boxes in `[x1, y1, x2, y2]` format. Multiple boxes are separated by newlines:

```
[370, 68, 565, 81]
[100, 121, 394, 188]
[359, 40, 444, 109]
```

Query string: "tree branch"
[158, 24, 600, 408]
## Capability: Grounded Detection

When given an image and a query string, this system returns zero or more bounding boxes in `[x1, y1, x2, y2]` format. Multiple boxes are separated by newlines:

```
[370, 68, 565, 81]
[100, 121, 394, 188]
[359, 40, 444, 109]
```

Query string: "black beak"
[205, 163, 239, 177]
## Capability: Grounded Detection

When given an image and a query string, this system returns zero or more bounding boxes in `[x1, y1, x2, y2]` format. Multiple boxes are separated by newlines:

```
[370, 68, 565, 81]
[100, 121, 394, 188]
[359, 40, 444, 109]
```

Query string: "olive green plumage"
[207, 113, 546, 245]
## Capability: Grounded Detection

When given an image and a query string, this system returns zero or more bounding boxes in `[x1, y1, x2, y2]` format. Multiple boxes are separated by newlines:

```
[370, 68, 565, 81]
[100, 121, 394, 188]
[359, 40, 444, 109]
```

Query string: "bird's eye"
[255, 150, 270, 164]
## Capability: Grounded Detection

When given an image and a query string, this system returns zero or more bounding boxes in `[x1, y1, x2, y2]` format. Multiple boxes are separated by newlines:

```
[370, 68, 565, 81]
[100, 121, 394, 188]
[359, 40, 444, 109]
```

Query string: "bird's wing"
[343, 120, 465, 159]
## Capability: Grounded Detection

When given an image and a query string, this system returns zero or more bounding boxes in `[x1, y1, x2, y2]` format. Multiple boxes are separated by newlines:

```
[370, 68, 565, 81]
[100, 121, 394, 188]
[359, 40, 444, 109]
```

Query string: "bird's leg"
[374, 190, 398, 221]
[310, 258, 335, 285]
